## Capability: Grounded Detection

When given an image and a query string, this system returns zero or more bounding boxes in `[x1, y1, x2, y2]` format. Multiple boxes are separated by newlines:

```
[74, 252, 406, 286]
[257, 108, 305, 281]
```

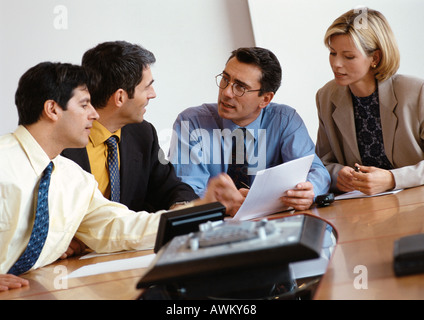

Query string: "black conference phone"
[137, 203, 327, 299]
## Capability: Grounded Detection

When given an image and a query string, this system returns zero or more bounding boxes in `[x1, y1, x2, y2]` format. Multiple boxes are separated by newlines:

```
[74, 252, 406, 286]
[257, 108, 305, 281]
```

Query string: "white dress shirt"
[0, 126, 162, 274]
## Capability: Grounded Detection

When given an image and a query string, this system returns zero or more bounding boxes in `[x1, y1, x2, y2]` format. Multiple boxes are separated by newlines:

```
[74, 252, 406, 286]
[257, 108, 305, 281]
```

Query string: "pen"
[240, 181, 250, 189]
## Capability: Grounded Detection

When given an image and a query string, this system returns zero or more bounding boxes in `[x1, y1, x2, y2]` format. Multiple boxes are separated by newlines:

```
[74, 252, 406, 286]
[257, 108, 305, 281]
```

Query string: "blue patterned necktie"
[105, 135, 120, 202]
[8, 162, 53, 275]
[227, 128, 250, 189]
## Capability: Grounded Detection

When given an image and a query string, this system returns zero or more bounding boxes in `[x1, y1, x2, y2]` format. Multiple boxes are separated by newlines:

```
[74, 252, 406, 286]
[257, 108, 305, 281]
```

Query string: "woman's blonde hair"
[324, 8, 400, 82]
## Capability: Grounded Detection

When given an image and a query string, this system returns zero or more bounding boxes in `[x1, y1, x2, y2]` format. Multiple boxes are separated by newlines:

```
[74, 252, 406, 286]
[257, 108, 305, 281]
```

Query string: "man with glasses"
[169, 47, 330, 211]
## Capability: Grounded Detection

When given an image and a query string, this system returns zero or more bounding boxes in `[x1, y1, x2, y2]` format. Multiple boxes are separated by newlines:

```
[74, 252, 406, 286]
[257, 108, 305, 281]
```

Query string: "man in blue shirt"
[169, 47, 330, 211]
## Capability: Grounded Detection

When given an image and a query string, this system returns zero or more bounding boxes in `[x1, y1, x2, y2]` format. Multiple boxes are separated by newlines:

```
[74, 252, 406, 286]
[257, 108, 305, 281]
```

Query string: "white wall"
[4, 1, 421, 149]
[248, 0, 424, 142]
[0, 0, 254, 151]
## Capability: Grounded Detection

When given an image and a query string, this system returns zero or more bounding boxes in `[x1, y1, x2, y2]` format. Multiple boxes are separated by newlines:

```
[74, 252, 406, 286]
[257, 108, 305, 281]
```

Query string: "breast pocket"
[0, 183, 32, 232]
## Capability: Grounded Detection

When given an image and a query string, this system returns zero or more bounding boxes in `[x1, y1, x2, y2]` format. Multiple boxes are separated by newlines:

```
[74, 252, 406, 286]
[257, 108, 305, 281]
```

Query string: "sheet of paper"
[66, 254, 156, 279]
[290, 256, 329, 279]
[233, 154, 314, 221]
[335, 189, 403, 200]
[79, 250, 139, 260]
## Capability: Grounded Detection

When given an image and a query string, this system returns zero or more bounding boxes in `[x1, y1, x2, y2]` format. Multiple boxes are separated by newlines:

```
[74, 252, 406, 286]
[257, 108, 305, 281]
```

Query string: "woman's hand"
[351, 163, 395, 195]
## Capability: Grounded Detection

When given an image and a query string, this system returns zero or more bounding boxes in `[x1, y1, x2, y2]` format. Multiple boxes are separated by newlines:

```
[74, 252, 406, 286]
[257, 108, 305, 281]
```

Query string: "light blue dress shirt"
[169, 103, 330, 198]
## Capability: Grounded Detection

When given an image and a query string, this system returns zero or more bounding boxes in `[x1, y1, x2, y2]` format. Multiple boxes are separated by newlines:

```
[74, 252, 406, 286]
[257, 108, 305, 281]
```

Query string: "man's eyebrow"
[79, 97, 91, 104]
[146, 79, 155, 87]
[222, 71, 250, 88]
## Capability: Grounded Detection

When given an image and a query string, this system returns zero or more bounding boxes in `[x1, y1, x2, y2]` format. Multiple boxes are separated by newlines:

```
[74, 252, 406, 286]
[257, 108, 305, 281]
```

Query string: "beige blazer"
[316, 74, 424, 192]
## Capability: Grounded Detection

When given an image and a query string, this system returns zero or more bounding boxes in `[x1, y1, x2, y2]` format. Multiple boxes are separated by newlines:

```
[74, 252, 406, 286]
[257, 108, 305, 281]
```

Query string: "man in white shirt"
[0, 62, 243, 291]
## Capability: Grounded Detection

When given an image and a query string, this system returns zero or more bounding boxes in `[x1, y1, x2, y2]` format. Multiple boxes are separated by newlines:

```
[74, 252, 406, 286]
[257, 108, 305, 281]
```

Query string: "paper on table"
[233, 154, 315, 221]
[79, 250, 138, 260]
[66, 254, 156, 279]
[335, 189, 403, 200]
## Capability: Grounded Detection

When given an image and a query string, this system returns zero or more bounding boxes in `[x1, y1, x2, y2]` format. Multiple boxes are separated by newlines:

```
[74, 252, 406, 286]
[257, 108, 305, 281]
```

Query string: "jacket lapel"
[61, 148, 91, 172]
[330, 79, 398, 166]
[119, 129, 143, 207]
[331, 85, 362, 162]
[378, 78, 398, 164]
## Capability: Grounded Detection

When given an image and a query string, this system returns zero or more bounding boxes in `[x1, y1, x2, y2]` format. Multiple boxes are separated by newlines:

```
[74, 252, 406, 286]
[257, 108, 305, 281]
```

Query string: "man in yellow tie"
[63, 41, 198, 212]
[62, 41, 204, 257]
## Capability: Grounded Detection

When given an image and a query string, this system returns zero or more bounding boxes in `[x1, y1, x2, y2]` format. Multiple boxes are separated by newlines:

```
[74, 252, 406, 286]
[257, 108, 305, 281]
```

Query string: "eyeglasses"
[215, 74, 261, 97]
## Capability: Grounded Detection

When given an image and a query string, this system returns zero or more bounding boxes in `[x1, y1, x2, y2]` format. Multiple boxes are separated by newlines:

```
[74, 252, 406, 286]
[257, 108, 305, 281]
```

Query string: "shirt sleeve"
[279, 109, 331, 197]
[169, 113, 211, 197]
[390, 81, 424, 189]
[75, 187, 163, 253]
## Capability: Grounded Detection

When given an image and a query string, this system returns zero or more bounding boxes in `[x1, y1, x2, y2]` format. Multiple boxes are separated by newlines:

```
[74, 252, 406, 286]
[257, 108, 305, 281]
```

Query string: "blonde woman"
[316, 8, 424, 195]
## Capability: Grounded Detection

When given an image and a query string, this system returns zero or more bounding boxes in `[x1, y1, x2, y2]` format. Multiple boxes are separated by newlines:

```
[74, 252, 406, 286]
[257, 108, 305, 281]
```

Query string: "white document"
[290, 256, 329, 279]
[233, 154, 315, 221]
[335, 189, 403, 200]
[66, 254, 156, 279]
[79, 250, 139, 260]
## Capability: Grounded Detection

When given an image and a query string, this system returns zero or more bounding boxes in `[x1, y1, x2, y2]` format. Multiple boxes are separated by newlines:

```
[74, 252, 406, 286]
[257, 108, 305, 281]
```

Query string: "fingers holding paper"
[280, 181, 315, 211]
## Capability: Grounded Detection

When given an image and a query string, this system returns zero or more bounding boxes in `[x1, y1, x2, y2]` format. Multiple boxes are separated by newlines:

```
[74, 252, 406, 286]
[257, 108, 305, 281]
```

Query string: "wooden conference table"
[2, 185, 424, 300]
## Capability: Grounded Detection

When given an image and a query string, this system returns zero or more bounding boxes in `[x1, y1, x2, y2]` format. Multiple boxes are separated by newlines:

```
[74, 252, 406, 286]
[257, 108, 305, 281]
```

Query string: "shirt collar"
[88, 121, 122, 147]
[222, 108, 264, 139]
[13, 125, 53, 176]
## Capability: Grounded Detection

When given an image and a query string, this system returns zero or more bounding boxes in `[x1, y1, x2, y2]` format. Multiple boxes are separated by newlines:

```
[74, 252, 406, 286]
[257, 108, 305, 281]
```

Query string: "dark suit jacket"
[62, 121, 198, 212]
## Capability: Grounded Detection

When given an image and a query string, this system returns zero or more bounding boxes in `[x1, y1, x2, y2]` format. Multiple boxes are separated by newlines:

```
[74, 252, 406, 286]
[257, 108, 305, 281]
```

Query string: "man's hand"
[280, 181, 315, 211]
[60, 237, 87, 260]
[196, 173, 246, 216]
[0, 274, 29, 292]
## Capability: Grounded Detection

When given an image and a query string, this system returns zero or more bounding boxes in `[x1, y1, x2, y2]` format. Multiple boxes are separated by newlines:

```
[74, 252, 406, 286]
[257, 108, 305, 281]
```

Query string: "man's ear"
[259, 92, 274, 109]
[112, 89, 127, 108]
[43, 100, 61, 122]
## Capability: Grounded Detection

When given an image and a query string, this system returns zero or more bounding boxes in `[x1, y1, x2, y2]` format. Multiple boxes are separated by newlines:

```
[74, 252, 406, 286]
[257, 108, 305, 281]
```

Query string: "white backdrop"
[248, 0, 424, 142]
[2, 1, 423, 149]
[0, 0, 254, 151]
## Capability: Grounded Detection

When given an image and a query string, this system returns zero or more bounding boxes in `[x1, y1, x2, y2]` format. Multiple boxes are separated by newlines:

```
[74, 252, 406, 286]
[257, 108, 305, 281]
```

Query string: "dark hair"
[15, 62, 88, 125]
[82, 41, 156, 108]
[228, 47, 282, 95]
